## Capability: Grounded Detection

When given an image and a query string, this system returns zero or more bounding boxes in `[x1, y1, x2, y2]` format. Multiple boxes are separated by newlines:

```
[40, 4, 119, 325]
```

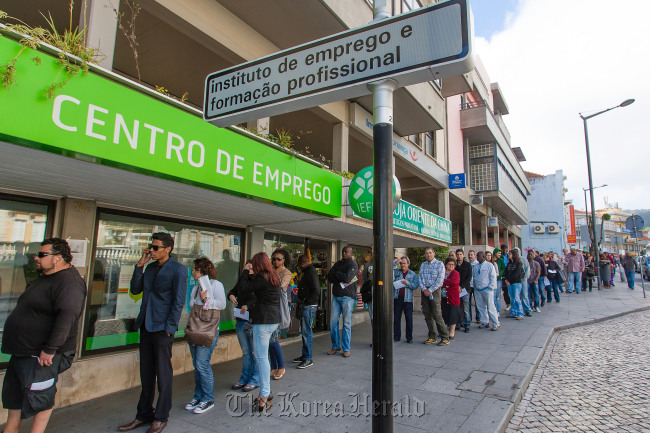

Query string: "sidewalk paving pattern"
[10, 277, 649, 432]
[506, 309, 650, 433]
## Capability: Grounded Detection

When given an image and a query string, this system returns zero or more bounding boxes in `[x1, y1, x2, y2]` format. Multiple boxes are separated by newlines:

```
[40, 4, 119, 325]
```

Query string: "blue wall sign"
[449, 173, 466, 189]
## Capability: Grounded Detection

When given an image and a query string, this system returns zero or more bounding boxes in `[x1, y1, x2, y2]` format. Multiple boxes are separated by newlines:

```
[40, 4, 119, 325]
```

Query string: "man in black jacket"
[2, 238, 86, 433]
[456, 250, 473, 333]
[327, 245, 358, 358]
[119, 233, 187, 433]
[294, 254, 320, 369]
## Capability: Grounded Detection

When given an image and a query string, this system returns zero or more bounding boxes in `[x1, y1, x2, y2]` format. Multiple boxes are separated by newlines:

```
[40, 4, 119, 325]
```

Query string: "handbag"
[185, 286, 220, 347]
[279, 286, 291, 329]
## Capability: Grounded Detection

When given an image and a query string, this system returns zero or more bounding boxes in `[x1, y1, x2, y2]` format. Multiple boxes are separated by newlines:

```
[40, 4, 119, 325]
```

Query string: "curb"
[495, 305, 650, 433]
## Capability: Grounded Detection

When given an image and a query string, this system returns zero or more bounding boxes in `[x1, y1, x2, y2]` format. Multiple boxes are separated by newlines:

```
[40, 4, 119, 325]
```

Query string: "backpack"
[360, 279, 373, 304]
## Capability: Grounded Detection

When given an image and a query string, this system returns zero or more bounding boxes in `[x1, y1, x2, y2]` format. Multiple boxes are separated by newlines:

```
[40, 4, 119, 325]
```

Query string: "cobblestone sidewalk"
[506, 310, 650, 433]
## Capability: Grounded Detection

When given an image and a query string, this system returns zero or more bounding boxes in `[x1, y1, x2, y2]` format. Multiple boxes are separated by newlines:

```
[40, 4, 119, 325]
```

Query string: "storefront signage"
[348, 166, 400, 219]
[449, 173, 466, 189]
[349, 103, 449, 186]
[393, 200, 452, 243]
[0, 36, 342, 217]
[488, 217, 499, 227]
[204, 0, 472, 126]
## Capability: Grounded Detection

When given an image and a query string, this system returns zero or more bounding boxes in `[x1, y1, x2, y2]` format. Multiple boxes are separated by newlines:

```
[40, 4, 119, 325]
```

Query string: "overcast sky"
[470, 0, 649, 211]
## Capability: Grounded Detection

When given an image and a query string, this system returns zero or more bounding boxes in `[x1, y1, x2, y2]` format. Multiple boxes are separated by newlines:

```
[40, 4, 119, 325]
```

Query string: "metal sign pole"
[370, 77, 397, 433]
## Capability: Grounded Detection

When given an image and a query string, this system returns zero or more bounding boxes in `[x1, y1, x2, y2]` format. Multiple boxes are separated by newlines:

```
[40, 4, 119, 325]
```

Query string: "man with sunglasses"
[118, 233, 187, 433]
[2, 238, 86, 433]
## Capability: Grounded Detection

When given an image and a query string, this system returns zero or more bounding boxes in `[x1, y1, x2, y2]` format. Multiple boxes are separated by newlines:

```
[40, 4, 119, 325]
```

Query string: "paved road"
[506, 309, 650, 433]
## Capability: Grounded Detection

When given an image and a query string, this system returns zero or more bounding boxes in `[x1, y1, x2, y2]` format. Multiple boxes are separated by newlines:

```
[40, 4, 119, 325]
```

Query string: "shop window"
[84, 211, 242, 354]
[0, 196, 53, 363]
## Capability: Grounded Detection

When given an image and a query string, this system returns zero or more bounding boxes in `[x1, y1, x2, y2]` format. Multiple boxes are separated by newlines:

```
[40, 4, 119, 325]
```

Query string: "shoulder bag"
[185, 286, 221, 347]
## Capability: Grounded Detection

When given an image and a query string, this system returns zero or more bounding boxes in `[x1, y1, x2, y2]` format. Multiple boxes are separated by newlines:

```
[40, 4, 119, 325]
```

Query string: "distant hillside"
[623, 209, 650, 228]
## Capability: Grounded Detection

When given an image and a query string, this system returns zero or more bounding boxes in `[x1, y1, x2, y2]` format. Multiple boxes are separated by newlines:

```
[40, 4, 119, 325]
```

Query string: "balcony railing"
[460, 99, 511, 145]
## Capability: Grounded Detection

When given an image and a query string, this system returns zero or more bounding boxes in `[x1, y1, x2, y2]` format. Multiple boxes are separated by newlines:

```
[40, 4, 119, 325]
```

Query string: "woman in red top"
[441, 257, 461, 339]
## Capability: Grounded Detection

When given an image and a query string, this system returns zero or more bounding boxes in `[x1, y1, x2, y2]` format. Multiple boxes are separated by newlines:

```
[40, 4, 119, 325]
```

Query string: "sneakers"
[185, 399, 200, 411]
[525, 312, 532, 317]
[491, 326, 500, 331]
[297, 360, 314, 369]
[478, 323, 489, 329]
[193, 401, 214, 414]
[406, 339, 413, 343]
[437, 339, 450, 346]
[515, 316, 523, 320]
[535, 307, 541, 313]
[423, 338, 437, 344]
[505, 305, 511, 311]
[293, 356, 304, 363]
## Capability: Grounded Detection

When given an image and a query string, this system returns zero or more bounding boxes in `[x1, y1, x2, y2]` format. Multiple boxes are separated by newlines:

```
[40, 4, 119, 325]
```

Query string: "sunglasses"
[148, 244, 165, 251]
[37, 252, 56, 258]
[272, 257, 284, 261]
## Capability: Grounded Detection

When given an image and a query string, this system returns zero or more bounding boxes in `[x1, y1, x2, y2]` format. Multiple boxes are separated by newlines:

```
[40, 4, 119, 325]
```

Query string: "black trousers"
[393, 298, 413, 341]
[136, 327, 174, 423]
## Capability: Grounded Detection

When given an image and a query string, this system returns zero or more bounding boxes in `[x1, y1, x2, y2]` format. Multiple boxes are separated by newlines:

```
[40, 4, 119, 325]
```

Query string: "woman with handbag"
[269, 249, 292, 380]
[441, 257, 461, 342]
[242, 252, 282, 412]
[228, 261, 260, 393]
[184, 257, 226, 414]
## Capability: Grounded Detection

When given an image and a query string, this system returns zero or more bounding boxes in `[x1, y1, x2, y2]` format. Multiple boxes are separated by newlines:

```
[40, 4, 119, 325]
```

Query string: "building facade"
[0, 0, 529, 417]
[520, 170, 567, 254]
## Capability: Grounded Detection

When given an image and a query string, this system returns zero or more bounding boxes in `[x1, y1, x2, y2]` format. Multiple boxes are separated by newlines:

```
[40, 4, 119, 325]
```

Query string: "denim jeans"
[330, 296, 355, 352]
[393, 298, 413, 341]
[269, 329, 284, 370]
[547, 279, 561, 302]
[188, 332, 219, 403]
[253, 323, 279, 398]
[538, 277, 547, 302]
[529, 281, 541, 308]
[301, 306, 317, 360]
[461, 290, 473, 328]
[520, 281, 532, 314]
[235, 320, 259, 386]
[625, 270, 636, 289]
[494, 281, 502, 313]
[475, 288, 499, 328]
[568, 272, 581, 293]
[507, 283, 523, 317]
[367, 301, 373, 326]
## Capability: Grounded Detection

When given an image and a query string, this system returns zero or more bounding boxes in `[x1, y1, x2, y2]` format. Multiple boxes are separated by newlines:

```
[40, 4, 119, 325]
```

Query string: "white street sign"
[204, 0, 473, 127]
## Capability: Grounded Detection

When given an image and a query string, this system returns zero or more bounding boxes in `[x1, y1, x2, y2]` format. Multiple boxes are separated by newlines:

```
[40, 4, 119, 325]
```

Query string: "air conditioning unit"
[532, 224, 545, 234]
[547, 224, 560, 234]
[470, 194, 484, 205]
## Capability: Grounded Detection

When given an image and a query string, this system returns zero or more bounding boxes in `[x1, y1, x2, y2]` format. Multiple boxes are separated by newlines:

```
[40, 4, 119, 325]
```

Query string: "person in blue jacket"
[393, 256, 419, 343]
[119, 232, 187, 433]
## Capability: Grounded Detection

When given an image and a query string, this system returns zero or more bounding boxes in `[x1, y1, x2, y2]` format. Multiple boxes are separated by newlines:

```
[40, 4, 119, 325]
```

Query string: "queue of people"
[5, 234, 640, 432]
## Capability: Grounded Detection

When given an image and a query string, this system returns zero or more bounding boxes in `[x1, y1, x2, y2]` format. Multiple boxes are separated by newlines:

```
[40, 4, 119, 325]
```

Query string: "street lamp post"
[582, 184, 606, 261]
[580, 99, 634, 291]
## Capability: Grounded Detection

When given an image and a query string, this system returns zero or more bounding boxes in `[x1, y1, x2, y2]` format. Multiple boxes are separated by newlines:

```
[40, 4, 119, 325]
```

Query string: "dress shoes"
[146, 421, 168, 433]
[117, 419, 151, 431]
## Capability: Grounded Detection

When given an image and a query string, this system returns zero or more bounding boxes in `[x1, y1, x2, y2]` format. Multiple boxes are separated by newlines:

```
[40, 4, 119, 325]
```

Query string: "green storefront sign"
[0, 36, 342, 217]
[393, 200, 452, 243]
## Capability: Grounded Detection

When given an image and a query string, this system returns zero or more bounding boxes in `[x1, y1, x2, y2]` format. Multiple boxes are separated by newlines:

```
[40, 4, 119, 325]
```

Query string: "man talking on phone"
[118, 233, 187, 433]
